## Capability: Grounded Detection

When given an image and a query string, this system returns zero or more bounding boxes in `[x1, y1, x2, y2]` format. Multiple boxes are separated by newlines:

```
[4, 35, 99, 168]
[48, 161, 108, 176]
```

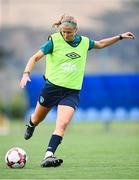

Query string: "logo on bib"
[65, 52, 80, 59]
[61, 62, 77, 72]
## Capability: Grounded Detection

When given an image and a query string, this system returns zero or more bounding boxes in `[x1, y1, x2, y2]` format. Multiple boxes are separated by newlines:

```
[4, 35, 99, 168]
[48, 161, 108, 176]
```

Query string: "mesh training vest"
[45, 32, 89, 90]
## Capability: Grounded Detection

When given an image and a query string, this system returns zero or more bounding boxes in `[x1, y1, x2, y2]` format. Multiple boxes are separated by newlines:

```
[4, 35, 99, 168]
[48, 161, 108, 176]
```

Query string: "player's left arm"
[94, 32, 135, 49]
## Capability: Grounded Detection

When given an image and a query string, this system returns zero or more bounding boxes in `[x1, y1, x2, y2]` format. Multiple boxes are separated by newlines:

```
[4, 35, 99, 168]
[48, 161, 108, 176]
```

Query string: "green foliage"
[0, 100, 6, 113]
[8, 92, 27, 119]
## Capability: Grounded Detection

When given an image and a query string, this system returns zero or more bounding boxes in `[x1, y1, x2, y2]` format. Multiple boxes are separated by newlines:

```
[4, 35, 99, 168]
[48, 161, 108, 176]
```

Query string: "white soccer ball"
[5, 147, 28, 168]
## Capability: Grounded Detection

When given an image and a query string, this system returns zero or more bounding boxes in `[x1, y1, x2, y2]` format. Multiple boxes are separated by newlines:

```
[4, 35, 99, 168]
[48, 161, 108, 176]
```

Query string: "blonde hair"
[52, 14, 77, 28]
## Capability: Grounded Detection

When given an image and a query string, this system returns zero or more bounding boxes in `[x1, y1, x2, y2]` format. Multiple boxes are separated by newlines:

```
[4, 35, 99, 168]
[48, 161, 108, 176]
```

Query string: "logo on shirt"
[65, 52, 81, 59]
[61, 62, 77, 72]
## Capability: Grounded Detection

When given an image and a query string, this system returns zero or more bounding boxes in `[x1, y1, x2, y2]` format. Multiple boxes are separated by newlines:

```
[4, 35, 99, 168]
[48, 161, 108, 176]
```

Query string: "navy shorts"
[38, 79, 80, 110]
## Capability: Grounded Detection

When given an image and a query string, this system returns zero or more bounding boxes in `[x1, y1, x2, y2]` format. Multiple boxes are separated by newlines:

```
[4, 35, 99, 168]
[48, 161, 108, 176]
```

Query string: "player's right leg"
[24, 79, 61, 140]
[24, 102, 51, 140]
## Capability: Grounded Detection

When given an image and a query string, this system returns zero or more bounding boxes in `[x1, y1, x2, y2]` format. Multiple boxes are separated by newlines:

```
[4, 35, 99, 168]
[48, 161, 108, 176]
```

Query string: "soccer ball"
[5, 147, 28, 168]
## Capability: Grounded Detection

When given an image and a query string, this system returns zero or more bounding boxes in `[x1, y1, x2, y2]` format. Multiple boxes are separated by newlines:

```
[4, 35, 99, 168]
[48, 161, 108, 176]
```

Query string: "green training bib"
[45, 32, 89, 90]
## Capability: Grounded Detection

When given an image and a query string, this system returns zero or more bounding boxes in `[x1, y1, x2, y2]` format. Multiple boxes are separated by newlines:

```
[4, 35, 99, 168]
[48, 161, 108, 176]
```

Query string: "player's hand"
[121, 32, 135, 40]
[20, 74, 31, 88]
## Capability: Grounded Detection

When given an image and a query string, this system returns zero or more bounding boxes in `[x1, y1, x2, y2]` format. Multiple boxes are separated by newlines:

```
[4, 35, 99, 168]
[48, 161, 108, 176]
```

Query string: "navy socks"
[29, 117, 35, 127]
[47, 134, 63, 154]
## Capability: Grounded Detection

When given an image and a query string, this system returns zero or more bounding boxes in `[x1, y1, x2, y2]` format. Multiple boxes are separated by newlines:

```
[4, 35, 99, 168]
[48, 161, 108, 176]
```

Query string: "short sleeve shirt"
[40, 35, 95, 55]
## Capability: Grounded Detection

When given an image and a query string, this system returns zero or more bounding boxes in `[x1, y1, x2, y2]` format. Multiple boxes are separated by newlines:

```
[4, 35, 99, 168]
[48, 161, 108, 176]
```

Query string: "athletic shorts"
[38, 79, 80, 110]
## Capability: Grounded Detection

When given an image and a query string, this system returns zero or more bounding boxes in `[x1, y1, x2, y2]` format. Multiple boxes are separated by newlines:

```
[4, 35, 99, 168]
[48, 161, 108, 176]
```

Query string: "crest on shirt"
[65, 52, 81, 59]
[40, 96, 44, 103]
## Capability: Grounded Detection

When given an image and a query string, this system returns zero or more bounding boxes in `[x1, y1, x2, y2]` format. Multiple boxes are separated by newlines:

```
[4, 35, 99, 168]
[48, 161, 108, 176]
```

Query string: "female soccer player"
[20, 14, 135, 168]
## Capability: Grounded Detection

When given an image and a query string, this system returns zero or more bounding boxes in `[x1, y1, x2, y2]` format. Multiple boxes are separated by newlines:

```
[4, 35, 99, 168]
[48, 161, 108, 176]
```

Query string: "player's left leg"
[41, 105, 75, 167]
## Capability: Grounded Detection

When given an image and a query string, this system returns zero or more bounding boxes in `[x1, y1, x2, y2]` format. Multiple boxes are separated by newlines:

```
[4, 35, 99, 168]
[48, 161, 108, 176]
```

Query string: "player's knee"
[56, 120, 69, 133]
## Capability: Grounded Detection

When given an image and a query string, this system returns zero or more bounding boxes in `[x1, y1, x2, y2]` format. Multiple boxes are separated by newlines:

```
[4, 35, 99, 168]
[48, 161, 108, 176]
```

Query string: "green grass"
[0, 120, 139, 179]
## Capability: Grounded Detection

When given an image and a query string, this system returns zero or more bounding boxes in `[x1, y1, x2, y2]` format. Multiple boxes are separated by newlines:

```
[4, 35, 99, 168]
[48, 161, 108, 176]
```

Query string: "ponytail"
[52, 14, 65, 28]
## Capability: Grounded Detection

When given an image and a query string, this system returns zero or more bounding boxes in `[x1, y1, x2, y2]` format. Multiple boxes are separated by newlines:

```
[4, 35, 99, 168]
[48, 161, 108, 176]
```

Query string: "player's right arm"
[20, 39, 53, 89]
[20, 50, 44, 88]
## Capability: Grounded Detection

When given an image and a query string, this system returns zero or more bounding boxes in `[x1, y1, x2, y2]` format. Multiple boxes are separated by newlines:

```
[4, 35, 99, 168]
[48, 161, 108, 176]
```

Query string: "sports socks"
[29, 117, 35, 127]
[28, 117, 63, 158]
[45, 134, 63, 158]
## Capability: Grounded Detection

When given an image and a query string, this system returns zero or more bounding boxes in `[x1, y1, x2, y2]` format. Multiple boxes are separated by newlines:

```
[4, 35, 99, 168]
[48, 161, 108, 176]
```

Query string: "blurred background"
[0, 0, 139, 134]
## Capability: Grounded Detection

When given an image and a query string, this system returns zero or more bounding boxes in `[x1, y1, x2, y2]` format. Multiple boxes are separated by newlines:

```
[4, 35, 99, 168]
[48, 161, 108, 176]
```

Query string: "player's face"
[61, 26, 77, 41]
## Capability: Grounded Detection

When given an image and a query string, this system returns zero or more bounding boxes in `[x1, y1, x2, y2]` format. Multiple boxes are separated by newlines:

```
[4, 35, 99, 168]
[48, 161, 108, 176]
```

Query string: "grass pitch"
[0, 120, 139, 179]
